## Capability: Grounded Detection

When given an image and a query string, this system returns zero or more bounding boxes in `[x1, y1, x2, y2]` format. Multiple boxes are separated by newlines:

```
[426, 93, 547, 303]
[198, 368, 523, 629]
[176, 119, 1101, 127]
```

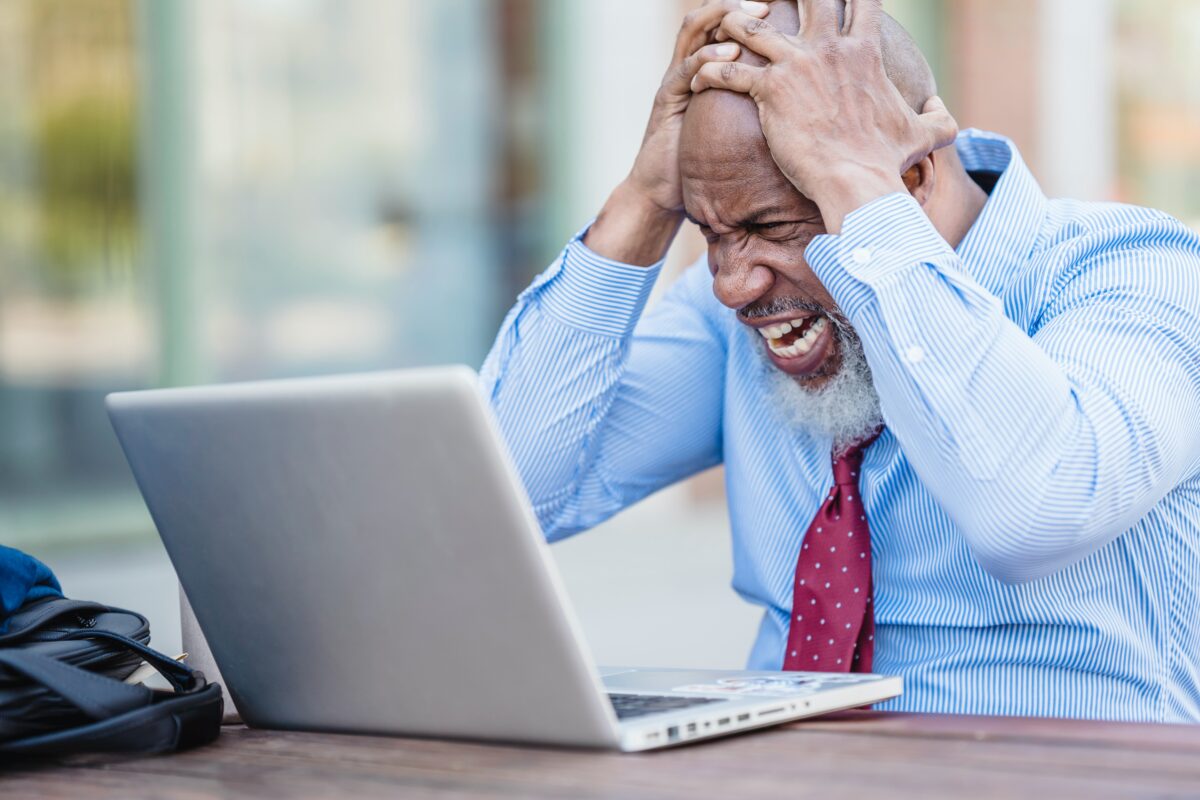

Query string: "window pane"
[0, 0, 151, 547]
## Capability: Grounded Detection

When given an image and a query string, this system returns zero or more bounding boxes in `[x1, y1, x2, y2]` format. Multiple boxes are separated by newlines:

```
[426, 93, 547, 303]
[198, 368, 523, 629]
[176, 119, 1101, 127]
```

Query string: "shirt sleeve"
[480, 228, 726, 541]
[805, 193, 1200, 584]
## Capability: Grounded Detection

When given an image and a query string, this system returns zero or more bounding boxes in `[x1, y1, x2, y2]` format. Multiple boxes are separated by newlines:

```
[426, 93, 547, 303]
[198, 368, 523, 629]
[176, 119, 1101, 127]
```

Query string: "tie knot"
[831, 428, 882, 486]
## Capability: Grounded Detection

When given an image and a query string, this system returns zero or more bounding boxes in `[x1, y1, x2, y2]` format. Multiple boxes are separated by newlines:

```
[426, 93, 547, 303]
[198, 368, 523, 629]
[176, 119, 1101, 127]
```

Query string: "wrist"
[812, 167, 907, 235]
[582, 180, 683, 267]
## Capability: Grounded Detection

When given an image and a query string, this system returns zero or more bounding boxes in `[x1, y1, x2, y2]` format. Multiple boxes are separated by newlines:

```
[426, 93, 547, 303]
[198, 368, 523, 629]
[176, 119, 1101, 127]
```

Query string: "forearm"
[806, 195, 1200, 583]
[582, 180, 683, 267]
[482, 234, 662, 535]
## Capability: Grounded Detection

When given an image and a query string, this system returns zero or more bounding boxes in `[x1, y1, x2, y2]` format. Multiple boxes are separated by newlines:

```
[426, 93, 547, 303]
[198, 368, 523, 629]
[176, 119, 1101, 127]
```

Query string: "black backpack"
[0, 596, 223, 759]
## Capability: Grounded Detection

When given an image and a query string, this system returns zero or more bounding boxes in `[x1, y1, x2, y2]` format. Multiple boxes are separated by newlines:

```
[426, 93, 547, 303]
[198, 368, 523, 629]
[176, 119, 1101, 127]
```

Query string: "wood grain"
[5, 712, 1200, 799]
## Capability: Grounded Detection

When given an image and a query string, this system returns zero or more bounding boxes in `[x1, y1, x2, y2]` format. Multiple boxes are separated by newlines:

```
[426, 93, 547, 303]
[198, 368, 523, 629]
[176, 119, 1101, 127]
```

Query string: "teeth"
[758, 322, 790, 340]
[763, 315, 828, 358]
[768, 339, 802, 357]
[757, 318, 808, 340]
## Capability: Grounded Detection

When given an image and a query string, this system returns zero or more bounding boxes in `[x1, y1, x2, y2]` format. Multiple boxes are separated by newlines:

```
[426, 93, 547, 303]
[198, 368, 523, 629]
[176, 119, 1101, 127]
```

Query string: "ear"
[901, 155, 936, 207]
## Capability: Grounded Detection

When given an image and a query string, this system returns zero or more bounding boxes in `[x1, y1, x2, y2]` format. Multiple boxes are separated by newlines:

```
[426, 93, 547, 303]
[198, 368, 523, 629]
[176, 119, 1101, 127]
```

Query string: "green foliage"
[34, 95, 140, 294]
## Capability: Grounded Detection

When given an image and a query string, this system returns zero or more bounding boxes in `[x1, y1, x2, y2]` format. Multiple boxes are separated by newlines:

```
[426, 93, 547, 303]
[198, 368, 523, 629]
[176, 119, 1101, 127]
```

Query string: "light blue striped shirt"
[481, 130, 1200, 722]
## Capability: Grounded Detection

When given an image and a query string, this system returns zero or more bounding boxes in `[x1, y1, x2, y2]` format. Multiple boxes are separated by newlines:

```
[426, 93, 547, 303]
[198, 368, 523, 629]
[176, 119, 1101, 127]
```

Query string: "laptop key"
[607, 693, 727, 720]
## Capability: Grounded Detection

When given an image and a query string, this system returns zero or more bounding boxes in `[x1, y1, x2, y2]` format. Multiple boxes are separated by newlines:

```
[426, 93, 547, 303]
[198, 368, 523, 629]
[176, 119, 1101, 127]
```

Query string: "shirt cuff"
[537, 224, 664, 338]
[805, 193, 955, 320]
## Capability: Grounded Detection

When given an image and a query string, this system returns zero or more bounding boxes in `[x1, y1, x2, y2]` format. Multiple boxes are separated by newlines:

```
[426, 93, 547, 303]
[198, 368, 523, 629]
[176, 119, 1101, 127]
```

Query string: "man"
[481, 0, 1200, 722]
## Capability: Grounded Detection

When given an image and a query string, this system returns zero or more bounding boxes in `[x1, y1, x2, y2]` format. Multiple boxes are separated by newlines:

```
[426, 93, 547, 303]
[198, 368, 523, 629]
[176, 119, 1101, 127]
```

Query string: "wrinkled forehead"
[678, 88, 809, 222]
[679, 91, 767, 167]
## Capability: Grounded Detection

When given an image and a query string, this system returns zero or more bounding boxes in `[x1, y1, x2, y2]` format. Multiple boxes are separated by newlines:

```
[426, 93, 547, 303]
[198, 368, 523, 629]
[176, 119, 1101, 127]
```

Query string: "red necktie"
[782, 430, 882, 673]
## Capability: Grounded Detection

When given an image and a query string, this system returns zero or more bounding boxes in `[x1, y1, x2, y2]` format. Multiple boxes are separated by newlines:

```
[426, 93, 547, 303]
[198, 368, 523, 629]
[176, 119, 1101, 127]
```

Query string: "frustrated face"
[678, 104, 883, 444]
[673, 0, 943, 442]
[680, 88, 846, 388]
[675, 0, 847, 389]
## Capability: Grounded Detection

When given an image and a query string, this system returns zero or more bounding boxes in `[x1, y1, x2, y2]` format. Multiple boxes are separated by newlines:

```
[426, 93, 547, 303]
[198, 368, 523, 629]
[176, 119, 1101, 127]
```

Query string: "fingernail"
[741, 1, 768, 15]
[716, 44, 737, 57]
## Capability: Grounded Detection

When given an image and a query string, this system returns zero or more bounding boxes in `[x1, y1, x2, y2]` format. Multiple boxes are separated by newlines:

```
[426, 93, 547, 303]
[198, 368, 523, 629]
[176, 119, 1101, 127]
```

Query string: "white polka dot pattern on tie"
[783, 432, 880, 673]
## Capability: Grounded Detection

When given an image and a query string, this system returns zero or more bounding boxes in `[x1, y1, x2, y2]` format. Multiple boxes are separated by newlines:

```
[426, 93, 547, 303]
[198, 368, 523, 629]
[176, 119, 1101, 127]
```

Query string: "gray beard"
[747, 316, 884, 449]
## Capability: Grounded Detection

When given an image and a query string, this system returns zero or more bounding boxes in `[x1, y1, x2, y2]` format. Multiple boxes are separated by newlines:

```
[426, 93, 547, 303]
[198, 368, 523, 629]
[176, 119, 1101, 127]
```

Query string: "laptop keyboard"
[607, 693, 727, 720]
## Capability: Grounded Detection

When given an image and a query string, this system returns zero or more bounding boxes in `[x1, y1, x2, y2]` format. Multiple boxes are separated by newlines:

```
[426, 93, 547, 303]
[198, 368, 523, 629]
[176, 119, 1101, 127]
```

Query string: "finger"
[800, 0, 840, 37]
[846, 0, 883, 39]
[691, 60, 764, 95]
[915, 96, 960, 161]
[662, 42, 743, 98]
[673, 0, 770, 64]
[718, 11, 794, 62]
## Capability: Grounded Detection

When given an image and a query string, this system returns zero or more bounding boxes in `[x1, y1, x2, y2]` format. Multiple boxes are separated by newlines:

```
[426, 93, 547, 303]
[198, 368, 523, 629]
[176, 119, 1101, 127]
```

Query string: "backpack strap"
[60, 628, 201, 694]
[0, 650, 154, 719]
[0, 636, 223, 759]
[0, 598, 113, 645]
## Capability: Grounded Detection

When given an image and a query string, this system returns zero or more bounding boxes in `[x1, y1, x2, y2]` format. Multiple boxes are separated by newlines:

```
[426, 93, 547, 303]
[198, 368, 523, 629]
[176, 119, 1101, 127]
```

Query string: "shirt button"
[904, 345, 926, 364]
[851, 247, 873, 265]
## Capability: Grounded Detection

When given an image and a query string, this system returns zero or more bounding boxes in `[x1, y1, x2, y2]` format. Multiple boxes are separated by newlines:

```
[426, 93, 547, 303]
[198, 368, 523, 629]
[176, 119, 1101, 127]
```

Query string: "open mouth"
[756, 315, 828, 358]
[753, 314, 835, 377]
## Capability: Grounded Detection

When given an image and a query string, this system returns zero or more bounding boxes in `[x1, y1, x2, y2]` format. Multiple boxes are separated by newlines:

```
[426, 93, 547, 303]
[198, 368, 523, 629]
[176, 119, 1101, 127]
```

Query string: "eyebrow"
[740, 205, 794, 225]
[684, 205, 799, 229]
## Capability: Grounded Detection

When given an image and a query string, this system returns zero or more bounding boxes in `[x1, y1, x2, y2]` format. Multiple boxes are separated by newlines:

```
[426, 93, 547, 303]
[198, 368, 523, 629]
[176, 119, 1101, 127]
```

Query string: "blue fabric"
[481, 129, 1200, 722]
[0, 545, 63, 634]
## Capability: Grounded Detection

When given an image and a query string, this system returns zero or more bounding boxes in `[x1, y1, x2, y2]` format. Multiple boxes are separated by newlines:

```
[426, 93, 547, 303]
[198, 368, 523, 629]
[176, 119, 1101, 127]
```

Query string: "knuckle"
[680, 11, 700, 32]
[720, 62, 740, 82]
[851, 38, 881, 62]
[744, 17, 770, 36]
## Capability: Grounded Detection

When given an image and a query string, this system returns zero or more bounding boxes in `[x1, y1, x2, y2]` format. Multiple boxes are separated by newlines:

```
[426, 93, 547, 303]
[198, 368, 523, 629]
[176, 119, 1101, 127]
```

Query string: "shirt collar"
[953, 129, 1048, 296]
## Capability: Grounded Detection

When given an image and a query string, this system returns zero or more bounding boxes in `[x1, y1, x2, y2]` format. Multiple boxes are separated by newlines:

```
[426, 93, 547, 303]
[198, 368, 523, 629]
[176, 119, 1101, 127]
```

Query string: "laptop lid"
[107, 367, 621, 748]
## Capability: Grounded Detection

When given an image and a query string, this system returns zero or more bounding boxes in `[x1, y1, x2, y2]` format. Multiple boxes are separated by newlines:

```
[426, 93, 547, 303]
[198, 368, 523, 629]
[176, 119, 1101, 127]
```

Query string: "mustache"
[738, 297, 851, 329]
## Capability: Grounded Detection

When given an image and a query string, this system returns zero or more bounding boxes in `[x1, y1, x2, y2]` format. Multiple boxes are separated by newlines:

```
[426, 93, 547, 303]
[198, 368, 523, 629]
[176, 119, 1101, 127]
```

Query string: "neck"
[928, 146, 989, 250]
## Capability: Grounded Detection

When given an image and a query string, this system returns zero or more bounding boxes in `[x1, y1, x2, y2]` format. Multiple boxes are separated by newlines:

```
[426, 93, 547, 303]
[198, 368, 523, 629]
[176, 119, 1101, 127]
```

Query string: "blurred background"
[1, 0, 1197, 666]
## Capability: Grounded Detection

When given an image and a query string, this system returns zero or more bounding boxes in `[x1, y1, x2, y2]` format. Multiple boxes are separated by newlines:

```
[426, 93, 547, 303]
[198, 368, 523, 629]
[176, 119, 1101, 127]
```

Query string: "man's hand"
[690, 0, 958, 233]
[583, 0, 769, 266]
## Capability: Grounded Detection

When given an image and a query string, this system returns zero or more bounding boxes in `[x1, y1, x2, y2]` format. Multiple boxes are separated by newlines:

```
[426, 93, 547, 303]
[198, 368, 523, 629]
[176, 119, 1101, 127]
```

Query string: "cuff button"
[851, 247, 873, 265]
[904, 345, 926, 364]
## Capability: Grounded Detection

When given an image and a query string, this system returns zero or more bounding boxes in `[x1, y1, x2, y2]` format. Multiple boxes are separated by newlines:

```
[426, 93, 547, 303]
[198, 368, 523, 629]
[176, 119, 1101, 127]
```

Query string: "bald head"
[681, 1, 937, 153]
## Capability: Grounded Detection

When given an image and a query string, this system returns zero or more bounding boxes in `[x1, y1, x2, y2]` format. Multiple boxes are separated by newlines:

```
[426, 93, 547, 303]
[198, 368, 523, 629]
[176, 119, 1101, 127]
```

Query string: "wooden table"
[7, 711, 1200, 798]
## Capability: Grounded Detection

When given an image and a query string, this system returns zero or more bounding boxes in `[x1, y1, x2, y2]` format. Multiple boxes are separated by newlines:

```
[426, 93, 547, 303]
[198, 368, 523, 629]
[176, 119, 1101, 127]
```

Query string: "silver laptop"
[107, 366, 900, 751]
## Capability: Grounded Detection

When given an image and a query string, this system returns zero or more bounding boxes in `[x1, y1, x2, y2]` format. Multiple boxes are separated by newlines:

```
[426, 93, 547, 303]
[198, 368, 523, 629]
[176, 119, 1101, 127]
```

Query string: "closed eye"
[753, 221, 817, 242]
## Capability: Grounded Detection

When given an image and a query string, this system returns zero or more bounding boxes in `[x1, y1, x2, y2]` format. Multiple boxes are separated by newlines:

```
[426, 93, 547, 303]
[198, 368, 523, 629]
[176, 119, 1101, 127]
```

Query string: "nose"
[710, 244, 775, 311]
